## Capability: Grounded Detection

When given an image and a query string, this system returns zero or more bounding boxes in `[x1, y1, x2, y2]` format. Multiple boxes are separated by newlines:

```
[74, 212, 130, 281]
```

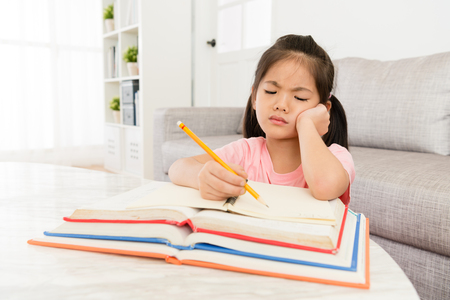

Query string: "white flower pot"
[112, 110, 120, 123]
[105, 19, 115, 32]
[127, 62, 139, 76]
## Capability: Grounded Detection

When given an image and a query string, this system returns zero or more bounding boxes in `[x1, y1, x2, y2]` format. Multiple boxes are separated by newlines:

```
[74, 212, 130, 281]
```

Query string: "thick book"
[44, 211, 361, 271]
[64, 182, 348, 253]
[28, 215, 369, 289]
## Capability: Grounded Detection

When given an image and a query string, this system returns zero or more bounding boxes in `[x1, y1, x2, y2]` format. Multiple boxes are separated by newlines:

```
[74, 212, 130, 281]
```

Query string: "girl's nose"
[273, 96, 289, 113]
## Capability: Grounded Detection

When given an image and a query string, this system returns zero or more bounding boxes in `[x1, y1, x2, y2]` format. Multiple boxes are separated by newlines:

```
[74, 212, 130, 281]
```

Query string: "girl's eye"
[265, 90, 276, 95]
[295, 96, 307, 101]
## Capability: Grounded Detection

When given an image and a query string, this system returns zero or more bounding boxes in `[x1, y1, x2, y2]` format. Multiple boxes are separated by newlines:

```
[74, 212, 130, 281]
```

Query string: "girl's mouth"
[269, 115, 288, 125]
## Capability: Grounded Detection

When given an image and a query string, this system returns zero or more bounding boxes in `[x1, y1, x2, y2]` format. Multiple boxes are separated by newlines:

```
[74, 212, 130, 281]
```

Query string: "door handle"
[206, 39, 216, 47]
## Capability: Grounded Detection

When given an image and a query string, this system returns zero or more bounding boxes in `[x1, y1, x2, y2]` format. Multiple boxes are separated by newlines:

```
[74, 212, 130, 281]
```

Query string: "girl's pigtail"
[322, 95, 349, 149]
[243, 95, 265, 139]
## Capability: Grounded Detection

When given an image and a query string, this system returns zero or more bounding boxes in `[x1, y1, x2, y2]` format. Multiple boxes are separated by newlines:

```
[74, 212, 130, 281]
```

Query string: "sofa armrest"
[153, 107, 245, 180]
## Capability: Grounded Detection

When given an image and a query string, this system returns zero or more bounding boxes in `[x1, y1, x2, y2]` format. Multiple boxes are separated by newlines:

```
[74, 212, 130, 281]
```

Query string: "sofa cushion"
[333, 52, 450, 155]
[162, 134, 243, 175]
[349, 146, 450, 257]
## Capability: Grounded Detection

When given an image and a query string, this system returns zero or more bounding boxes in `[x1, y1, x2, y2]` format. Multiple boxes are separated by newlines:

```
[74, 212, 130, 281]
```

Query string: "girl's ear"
[326, 100, 332, 112]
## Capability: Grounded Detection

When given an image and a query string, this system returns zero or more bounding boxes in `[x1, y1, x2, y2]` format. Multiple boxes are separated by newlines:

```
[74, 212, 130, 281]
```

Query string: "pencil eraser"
[177, 121, 182, 126]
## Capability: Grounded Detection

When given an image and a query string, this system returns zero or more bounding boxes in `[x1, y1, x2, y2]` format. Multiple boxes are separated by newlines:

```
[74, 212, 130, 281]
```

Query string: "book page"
[84, 181, 167, 210]
[72, 181, 200, 220]
[230, 181, 336, 224]
[127, 183, 227, 211]
[192, 210, 332, 236]
[47, 222, 193, 246]
[191, 210, 336, 249]
[127, 181, 336, 224]
[176, 245, 366, 284]
[32, 236, 179, 257]
[186, 212, 358, 266]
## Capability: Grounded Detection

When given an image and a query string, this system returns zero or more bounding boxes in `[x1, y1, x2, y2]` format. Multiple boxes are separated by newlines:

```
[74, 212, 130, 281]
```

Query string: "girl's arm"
[296, 105, 349, 200]
[168, 154, 248, 201]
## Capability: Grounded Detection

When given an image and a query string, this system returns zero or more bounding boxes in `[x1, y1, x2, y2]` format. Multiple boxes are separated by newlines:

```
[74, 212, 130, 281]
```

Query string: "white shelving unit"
[102, 0, 192, 179]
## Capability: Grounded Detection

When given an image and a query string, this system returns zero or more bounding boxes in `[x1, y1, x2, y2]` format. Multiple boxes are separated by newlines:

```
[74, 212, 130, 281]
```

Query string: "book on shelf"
[63, 181, 348, 252]
[107, 44, 118, 78]
[107, 46, 113, 78]
[115, 41, 119, 78]
[135, 91, 139, 126]
[28, 212, 369, 289]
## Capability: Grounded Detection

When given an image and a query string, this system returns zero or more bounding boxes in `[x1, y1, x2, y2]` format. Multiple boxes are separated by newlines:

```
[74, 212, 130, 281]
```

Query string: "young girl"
[169, 35, 355, 205]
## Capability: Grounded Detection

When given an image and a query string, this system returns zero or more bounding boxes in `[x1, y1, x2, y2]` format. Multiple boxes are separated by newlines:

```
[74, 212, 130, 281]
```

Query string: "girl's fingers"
[199, 177, 246, 200]
[198, 161, 247, 200]
[297, 104, 330, 136]
[207, 161, 247, 187]
[228, 162, 248, 180]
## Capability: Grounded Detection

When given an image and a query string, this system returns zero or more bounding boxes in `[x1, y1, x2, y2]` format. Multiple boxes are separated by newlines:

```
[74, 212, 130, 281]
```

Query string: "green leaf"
[103, 4, 114, 20]
[109, 96, 120, 111]
[123, 45, 138, 63]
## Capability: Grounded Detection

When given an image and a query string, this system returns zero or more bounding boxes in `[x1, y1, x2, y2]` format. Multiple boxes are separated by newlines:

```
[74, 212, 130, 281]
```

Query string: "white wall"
[192, 0, 450, 107]
[272, 0, 450, 61]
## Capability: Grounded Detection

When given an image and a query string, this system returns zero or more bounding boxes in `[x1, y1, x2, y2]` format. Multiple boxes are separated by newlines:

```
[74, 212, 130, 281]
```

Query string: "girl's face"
[252, 58, 321, 140]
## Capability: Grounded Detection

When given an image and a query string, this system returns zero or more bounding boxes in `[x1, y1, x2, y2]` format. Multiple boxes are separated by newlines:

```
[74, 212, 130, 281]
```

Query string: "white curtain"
[0, 0, 104, 166]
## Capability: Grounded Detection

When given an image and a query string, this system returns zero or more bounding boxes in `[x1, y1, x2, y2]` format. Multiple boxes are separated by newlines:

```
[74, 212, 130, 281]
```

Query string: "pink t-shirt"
[214, 137, 355, 205]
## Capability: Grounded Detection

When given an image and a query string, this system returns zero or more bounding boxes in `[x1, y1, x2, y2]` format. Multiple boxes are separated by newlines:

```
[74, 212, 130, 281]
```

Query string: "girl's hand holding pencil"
[177, 121, 268, 207]
[197, 160, 248, 201]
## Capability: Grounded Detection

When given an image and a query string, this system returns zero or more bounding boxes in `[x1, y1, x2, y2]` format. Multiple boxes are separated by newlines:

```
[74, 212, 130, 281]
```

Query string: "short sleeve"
[328, 144, 355, 205]
[213, 138, 248, 166]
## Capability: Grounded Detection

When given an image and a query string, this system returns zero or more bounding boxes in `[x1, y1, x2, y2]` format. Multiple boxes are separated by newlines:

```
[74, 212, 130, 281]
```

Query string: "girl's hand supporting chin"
[296, 104, 330, 136]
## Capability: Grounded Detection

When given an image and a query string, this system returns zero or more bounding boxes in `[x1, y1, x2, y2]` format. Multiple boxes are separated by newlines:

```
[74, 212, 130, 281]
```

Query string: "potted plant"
[109, 96, 120, 123]
[123, 45, 139, 76]
[103, 4, 114, 33]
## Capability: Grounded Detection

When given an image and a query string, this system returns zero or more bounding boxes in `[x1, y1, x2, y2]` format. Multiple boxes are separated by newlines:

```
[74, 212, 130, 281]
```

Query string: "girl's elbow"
[309, 184, 333, 200]
[309, 177, 346, 200]
[168, 158, 184, 182]
[167, 164, 176, 182]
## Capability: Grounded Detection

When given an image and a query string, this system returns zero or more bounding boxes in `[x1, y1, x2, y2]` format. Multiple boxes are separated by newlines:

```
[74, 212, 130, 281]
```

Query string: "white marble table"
[0, 163, 419, 299]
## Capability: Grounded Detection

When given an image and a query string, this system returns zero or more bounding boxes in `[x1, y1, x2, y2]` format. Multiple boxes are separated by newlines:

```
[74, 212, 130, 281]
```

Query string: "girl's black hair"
[243, 34, 348, 149]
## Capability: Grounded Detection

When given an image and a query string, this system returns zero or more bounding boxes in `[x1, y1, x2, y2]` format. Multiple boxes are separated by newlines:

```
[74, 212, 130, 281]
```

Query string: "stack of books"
[28, 180, 369, 289]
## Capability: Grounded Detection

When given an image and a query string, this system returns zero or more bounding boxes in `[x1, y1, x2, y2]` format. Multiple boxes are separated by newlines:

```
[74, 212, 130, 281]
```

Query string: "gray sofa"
[153, 52, 450, 300]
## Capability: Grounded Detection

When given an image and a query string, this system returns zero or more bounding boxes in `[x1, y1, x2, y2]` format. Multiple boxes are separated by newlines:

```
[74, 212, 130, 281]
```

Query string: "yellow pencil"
[177, 121, 268, 208]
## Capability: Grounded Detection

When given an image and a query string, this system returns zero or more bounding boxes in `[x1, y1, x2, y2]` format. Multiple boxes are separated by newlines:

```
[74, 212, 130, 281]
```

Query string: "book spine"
[111, 46, 116, 78]
[335, 207, 349, 252]
[108, 47, 112, 78]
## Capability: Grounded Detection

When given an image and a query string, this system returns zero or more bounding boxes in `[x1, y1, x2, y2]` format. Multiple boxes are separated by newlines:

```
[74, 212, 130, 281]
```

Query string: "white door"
[193, 0, 272, 107]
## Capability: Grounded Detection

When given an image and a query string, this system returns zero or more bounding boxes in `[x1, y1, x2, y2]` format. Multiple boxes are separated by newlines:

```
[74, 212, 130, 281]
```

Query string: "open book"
[127, 181, 340, 225]
[64, 181, 348, 252]
[28, 213, 369, 289]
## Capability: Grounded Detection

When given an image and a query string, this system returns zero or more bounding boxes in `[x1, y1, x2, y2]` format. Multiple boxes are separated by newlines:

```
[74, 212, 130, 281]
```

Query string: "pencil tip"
[257, 196, 268, 208]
